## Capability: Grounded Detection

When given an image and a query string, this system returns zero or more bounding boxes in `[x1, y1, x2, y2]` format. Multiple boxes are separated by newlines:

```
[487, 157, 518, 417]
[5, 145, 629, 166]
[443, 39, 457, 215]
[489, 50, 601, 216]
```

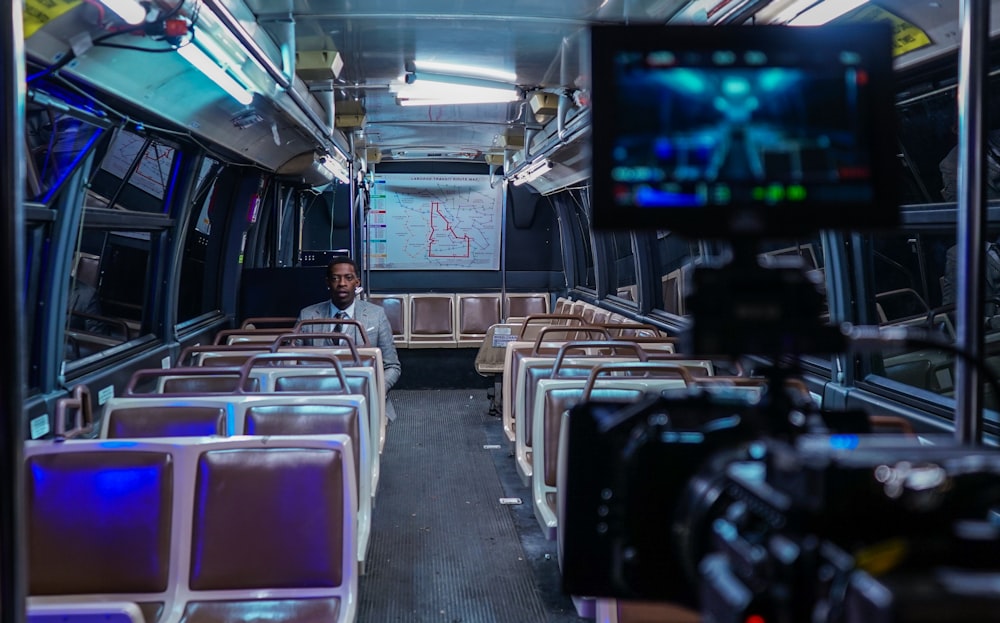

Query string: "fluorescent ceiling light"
[177, 43, 254, 105]
[317, 152, 350, 184]
[392, 73, 520, 105]
[397, 95, 519, 106]
[99, 0, 146, 25]
[412, 60, 516, 83]
[781, 0, 869, 26]
[512, 159, 552, 186]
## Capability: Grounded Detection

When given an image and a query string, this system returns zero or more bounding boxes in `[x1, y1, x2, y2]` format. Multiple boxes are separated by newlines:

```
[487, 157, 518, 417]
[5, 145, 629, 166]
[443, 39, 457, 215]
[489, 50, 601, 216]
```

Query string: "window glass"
[177, 158, 224, 323]
[652, 231, 700, 315]
[24, 110, 106, 204]
[607, 230, 637, 303]
[569, 190, 596, 291]
[87, 129, 177, 213]
[895, 53, 1000, 204]
[64, 217, 157, 364]
[867, 227, 972, 404]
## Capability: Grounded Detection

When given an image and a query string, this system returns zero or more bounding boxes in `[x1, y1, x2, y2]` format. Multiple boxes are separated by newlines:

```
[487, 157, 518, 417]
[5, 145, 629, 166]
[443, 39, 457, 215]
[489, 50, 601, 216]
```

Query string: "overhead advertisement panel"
[367, 173, 502, 270]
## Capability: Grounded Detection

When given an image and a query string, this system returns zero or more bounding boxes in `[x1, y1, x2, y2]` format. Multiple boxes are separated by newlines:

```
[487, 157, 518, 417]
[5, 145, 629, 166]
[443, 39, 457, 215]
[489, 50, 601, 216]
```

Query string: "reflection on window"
[868, 229, 978, 406]
[64, 223, 154, 363]
[87, 129, 177, 212]
[569, 189, 595, 290]
[653, 231, 700, 315]
[25, 110, 106, 203]
[178, 158, 224, 323]
[608, 230, 637, 303]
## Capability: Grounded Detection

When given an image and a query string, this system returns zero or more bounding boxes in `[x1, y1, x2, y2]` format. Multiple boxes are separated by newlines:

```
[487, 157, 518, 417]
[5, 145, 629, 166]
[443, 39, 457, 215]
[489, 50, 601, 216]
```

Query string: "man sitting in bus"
[297, 256, 402, 393]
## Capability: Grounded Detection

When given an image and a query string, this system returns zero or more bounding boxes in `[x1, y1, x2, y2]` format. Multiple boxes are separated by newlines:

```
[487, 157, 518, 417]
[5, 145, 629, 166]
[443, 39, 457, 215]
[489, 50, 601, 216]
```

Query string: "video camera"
[575, 19, 1000, 623]
[560, 391, 1000, 621]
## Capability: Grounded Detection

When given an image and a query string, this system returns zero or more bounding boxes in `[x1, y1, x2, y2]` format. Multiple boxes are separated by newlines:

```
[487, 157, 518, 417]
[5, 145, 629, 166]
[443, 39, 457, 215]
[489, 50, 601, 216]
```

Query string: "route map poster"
[367, 173, 503, 270]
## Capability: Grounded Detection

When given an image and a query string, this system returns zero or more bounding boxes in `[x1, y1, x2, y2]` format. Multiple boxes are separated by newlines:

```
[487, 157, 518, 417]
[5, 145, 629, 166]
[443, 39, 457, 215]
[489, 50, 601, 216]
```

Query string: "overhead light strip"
[98, 0, 146, 25]
[781, 0, 869, 26]
[394, 70, 521, 105]
[412, 60, 517, 83]
[511, 159, 552, 186]
[177, 43, 253, 105]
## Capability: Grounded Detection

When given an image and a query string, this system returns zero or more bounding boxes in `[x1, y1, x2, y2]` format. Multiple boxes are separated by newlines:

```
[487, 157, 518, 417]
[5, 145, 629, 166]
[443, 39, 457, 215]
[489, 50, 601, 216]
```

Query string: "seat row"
[26, 431, 359, 623]
[490, 307, 919, 621]
[25, 328, 397, 623]
[368, 291, 550, 347]
[484, 309, 763, 620]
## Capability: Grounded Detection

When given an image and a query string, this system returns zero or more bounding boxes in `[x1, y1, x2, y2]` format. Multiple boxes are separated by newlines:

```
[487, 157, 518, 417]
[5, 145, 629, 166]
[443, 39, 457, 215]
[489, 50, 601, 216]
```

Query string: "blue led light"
[99, 440, 139, 448]
[634, 186, 704, 207]
[829, 434, 859, 450]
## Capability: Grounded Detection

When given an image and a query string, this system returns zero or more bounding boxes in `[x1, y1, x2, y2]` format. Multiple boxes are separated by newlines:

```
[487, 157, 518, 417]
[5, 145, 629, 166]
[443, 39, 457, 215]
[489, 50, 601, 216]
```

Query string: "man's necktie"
[333, 311, 348, 336]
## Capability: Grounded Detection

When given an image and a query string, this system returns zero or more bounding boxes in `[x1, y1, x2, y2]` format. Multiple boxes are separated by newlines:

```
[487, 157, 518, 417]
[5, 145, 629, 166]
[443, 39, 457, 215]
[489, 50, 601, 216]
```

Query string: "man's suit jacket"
[297, 298, 402, 390]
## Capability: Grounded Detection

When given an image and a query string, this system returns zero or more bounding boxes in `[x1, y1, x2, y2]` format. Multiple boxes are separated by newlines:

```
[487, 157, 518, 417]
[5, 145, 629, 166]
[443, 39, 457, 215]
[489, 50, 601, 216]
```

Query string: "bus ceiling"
[20, 0, 998, 187]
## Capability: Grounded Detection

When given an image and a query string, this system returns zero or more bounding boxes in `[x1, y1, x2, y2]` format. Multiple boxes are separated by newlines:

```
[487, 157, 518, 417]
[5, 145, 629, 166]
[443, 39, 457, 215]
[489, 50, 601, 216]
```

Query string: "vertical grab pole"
[348, 132, 357, 262]
[954, 0, 989, 445]
[1, 2, 27, 622]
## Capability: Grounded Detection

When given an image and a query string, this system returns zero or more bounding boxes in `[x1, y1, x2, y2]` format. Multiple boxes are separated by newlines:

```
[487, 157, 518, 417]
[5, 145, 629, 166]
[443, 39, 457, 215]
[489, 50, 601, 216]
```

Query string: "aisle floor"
[357, 389, 582, 622]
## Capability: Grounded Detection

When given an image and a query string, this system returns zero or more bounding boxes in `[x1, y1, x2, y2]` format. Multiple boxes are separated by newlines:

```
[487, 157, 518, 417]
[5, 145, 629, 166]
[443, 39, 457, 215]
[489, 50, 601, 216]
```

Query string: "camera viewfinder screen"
[591, 25, 897, 236]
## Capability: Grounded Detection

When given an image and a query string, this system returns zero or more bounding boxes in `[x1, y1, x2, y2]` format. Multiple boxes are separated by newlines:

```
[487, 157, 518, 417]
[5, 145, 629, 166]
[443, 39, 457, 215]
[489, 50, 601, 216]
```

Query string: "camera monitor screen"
[590, 24, 898, 236]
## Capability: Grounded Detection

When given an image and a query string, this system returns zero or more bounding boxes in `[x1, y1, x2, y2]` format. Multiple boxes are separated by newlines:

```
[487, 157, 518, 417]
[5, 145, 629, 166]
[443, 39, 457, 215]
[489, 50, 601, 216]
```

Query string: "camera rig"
[560, 245, 1000, 622]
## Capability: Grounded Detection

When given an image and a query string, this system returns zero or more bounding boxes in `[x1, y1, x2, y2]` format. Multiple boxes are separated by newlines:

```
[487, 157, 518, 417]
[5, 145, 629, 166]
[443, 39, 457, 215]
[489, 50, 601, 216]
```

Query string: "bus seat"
[74, 252, 100, 288]
[189, 446, 347, 589]
[457, 293, 501, 345]
[182, 437, 357, 622]
[409, 294, 456, 347]
[369, 293, 409, 347]
[161, 375, 259, 394]
[505, 293, 549, 320]
[596, 598, 700, 622]
[533, 363, 692, 539]
[244, 404, 364, 498]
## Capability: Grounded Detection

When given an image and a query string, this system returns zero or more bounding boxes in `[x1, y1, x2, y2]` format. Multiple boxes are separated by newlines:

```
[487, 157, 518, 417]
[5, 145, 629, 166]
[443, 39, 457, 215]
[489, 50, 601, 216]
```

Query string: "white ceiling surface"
[244, 0, 996, 163]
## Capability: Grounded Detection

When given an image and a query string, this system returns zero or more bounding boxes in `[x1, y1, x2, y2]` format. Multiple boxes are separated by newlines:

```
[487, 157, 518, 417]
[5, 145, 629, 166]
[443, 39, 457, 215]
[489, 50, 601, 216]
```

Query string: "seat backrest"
[26, 448, 174, 596]
[457, 294, 501, 343]
[189, 444, 349, 590]
[244, 403, 363, 481]
[27, 602, 145, 623]
[506, 293, 549, 320]
[25, 436, 359, 623]
[369, 293, 408, 345]
[106, 405, 229, 438]
[409, 294, 456, 346]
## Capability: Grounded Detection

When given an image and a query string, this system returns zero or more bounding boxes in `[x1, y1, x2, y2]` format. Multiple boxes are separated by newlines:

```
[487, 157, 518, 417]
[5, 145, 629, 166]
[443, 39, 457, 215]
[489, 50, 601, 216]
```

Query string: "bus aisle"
[358, 389, 580, 622]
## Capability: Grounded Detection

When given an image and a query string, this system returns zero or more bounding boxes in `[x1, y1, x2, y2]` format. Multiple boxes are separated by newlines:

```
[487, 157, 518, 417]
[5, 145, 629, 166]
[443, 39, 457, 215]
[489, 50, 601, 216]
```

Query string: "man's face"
[326, 263, 359, 308]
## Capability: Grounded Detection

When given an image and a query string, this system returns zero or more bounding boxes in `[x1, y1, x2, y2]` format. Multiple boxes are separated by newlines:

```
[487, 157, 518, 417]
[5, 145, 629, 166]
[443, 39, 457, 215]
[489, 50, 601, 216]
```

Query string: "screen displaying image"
[591, 25, 897, 236]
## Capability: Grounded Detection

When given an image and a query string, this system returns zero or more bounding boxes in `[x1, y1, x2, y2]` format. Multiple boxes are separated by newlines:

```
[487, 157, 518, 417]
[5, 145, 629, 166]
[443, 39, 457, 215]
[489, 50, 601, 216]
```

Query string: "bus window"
[24, 110, 106, 204]
[607, 230, 637, 304]
[867, 228, 964, 402]
[177, 158, 224, 323]
[87, 128, 178, 213]
[652, 231, 700, 316]
[566, 189, 595, 291]
[63, 214, 161, 365]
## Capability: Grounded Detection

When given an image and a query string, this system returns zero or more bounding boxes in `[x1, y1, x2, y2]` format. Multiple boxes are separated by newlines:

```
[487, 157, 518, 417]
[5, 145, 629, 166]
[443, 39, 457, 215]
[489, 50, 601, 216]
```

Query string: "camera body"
[560, 387, 764, 604]
[561, 387, 1000, 621]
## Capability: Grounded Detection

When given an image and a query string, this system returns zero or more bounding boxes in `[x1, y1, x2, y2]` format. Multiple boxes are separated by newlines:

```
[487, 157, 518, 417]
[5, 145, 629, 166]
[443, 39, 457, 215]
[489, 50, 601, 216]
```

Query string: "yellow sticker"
[24, 0, 83, 39]
[839, 4, 932, 57]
